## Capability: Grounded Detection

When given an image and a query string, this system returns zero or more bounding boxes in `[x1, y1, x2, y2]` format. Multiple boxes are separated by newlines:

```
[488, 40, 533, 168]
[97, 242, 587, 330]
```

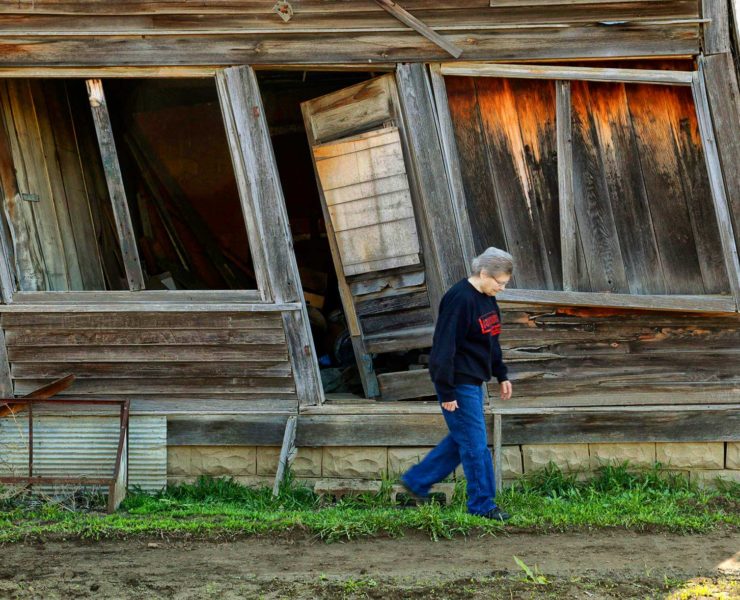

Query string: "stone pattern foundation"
[168, 442, 740, 489]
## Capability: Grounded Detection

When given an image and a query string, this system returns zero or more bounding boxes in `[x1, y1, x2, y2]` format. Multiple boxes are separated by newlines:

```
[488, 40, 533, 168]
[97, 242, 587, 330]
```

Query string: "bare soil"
[1, 530, 738, 599]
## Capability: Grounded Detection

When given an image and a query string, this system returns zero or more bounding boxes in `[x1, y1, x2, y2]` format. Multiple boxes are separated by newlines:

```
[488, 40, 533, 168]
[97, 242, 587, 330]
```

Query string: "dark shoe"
[480, 507, 511, 521]
[399, 479, 429, 504]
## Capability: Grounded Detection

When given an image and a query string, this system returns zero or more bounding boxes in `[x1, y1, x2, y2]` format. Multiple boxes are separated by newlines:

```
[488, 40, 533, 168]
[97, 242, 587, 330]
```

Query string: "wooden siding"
[375, 303, 740, 404]
[446, 72, 732, 297]
[0, 1, 701, 67]
[1, 311, 298, 408]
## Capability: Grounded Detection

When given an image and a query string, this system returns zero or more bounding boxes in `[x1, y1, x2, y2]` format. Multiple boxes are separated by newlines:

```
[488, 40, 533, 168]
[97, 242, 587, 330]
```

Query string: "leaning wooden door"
[302, 72, 464, 400]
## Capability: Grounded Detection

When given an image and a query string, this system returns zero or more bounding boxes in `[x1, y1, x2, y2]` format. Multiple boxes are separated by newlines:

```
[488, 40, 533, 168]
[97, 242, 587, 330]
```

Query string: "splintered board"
[313, 127, 420, 277]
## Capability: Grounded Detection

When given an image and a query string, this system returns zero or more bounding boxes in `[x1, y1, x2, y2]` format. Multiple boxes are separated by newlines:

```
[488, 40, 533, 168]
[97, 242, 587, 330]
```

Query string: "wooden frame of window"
[434, 61, 740, 313]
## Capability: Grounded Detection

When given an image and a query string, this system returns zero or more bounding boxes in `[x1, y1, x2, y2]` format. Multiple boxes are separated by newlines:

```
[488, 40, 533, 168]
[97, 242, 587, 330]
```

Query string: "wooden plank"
[4, 328, 286, 346]
[692, 65, 740, 309]
[364, 325, 433, 353]
[396, 63, 467, 307]
[11, 361, 292, 379]
[497, 289, 736, 312]
[355, 289, 429, 317]
[428, 64, 476, 269]
[41, 81, 105, 290]
[702, 0, 731, 53]
[0, 25, 700, 68]
[167, 406, 740, 447]
[0, 327, 13, 397]
[571, 80, 630, 294]
[440, 62, 694, 85]
[1, 310, 285, 328]
[351, 334, 380, 398]
[0, 302, 300, 313]
[443, 75, 508, 256]
[377, 369, 435, 401]
[701, 53, 740, 286]
[501, 407, 740, 444]
[30, 80, 85, 290]
[218, 66, 323, 406]
[0, 92, 18, 302]
[12, 377, 296, 395]
[593, 82, 672, 295]
[4, 81, 70, 291]
[85, 79, 145, 291]
[13, 290, 262, 303]
[556, 80, 577, 291]
[304, 76, 395, 144]
[493, 413, 502, 493]
[374, 0, 463, 58]
[7, 345, 289, 363]
[360, 306, 434, 335]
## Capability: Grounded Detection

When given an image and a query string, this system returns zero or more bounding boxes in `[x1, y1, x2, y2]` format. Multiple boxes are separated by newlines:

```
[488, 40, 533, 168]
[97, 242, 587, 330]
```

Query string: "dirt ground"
[1, 530, 738, 599]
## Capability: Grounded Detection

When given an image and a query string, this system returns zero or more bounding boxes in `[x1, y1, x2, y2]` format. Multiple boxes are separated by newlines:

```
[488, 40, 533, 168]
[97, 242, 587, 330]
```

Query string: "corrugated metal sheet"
[0, 415, 166, 492]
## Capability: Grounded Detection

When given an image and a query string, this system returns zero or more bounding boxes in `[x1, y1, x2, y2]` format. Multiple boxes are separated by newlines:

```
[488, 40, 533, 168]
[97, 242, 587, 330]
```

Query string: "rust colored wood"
[0, 373, 74, 417]
[446, 76, 560, 290]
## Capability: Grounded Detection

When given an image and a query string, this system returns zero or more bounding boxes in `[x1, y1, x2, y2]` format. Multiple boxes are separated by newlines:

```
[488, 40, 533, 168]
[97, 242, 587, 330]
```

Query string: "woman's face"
[479, 270, 511, 296]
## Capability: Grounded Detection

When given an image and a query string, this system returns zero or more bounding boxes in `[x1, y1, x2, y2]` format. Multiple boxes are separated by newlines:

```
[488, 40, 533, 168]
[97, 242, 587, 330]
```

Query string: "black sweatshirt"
[428, 278, 508, 402]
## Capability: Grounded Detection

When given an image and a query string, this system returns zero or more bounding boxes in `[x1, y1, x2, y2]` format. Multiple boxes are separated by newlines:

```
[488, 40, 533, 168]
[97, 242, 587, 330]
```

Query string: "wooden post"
[493, 413, 503, 494]
[692, 64, 740, 310]
[216, 66, 323, 406]
[85, 79, 145, 291]
[396, 63, 468, 315]
[556, 80, 577, 292]
[273, 415, 297, 496]
[0, 326, 13, 399]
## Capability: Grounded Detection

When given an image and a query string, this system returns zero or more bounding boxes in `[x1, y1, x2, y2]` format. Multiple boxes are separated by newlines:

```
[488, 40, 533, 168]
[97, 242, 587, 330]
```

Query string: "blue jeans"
[402, 383, 496, 515]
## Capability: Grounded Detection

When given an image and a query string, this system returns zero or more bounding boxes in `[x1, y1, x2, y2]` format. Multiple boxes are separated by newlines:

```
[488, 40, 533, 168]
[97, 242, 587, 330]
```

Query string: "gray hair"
[471, 247, 514, 277]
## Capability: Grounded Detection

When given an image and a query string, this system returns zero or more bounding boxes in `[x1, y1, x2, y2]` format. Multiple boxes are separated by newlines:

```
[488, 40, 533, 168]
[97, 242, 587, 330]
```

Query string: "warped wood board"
[445, 75, 560, 290]
[556, 80, 577, 291]
[0, 25, 700, 67]
[86, 79, 144, 290]
[702, 0, 730, 54]
[313, 127, 420, 276]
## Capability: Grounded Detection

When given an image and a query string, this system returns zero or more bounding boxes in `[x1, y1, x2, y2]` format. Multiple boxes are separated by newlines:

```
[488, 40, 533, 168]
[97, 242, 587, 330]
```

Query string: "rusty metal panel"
[0, 415, 166, 492]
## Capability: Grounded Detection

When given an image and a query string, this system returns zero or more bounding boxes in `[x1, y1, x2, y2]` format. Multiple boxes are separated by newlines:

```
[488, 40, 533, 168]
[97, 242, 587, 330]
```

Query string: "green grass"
[0, 463, 737, 544]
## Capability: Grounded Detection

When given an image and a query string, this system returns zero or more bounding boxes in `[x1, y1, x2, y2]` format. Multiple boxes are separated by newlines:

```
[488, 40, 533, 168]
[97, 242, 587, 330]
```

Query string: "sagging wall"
[166, 442, 740, 489]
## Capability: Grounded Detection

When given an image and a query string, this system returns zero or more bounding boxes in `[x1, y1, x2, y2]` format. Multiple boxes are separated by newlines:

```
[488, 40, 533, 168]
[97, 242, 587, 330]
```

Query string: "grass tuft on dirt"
[1, 463, 738, 543]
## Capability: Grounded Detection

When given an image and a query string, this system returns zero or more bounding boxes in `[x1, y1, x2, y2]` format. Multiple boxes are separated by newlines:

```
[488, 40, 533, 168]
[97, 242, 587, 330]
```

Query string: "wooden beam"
[700, 52, 740, 288]
[692, 63, 740, 311]
[440, 62, 694, 85]
[0, 327, 13, 399]
[85, 79, 145, 291]
[428, 63, 476, 270]
[702, 0, 731, 54]
[0, 302, 301, 313]
[0, 111, 17, 303]
[217, 66, 323, 406]
[374, 0, 463, 58]
[497, 289, 737, 313]
[396, 63, 468, 313]
[556, 80, 577, 292]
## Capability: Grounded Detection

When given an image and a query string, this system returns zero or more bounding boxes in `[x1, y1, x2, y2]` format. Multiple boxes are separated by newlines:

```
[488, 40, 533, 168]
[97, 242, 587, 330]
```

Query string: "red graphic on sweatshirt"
[479, 311, 501, 336]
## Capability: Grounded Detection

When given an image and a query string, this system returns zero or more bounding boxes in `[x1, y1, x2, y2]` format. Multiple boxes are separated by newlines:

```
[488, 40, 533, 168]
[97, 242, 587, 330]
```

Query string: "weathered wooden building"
[0, 1, 739, 493]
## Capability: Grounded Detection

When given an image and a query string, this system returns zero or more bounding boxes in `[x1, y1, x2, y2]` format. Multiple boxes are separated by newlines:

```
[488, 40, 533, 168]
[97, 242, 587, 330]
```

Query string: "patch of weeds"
[513, 555, 550, 586]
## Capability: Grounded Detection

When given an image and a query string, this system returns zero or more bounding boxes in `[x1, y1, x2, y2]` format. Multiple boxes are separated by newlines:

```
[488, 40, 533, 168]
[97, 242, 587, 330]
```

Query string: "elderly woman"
[401, 247, 513, 520]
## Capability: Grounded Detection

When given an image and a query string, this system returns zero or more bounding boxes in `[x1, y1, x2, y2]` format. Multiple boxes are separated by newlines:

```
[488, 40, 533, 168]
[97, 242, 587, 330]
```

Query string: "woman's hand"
[500, 381, 513, 400]
[441, 400, 459, 412]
